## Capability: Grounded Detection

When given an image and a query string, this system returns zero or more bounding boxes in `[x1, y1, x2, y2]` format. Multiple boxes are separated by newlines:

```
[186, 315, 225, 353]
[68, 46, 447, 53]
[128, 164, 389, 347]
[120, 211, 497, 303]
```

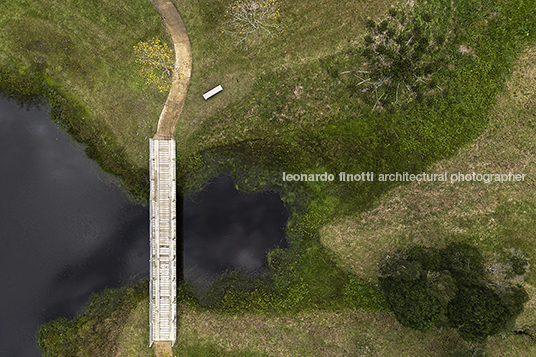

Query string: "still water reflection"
[0, 97, 290, 357]
[0, 98, 149, 357]
[183, 173, 289, 290]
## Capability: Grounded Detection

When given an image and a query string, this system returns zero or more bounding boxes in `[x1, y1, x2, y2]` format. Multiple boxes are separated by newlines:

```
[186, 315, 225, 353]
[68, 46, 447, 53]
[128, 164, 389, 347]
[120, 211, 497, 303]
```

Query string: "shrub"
[133, 38, 179, 92]
[507, 248, 530, 278]
[353, 8, 450, 111]
[37, 281, 148, 357]
[510, 255, 529, 276]
[344, 275, 386, 311]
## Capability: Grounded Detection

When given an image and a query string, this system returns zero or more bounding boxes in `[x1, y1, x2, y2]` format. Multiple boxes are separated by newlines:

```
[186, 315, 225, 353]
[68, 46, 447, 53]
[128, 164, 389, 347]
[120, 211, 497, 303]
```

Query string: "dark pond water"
[0, 97, 150, 357]
[183, 173, 289, 290]
[0, 97, 289, 356]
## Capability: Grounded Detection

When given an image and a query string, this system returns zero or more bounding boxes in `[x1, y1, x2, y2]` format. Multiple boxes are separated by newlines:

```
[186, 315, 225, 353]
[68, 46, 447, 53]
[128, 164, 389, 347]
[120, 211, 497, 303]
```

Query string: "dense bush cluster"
[379, 243, 529, 342]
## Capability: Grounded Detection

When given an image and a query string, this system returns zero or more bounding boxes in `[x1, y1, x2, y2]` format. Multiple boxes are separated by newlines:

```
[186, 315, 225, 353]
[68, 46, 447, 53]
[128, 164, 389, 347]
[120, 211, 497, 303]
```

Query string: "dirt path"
[150, 0, 192, 140]
[153, 341, 173, 357]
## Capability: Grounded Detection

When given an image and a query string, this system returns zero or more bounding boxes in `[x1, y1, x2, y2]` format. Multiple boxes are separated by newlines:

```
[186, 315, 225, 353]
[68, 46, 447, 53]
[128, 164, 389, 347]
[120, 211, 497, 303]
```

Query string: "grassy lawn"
[0, 0, 171, 199]
[170, 0, 392, 158]
[110, 41, 536, 357]
[172, 0, 535, 218]
[113, 298, 535, 357]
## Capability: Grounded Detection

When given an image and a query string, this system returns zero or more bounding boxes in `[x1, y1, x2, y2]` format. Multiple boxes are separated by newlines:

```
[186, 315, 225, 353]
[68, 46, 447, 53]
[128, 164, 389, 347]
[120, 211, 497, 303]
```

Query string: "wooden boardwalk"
[148, 0, 190, 352]
[149, 138, 177, 347]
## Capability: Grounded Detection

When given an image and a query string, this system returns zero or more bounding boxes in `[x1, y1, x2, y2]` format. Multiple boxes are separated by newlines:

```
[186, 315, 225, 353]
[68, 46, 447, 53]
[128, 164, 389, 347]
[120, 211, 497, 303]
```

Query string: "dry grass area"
[176, 305, 362, 356]
[320, 43, 536, 330]
[116, 300, 534, 356]
[112, 284, 536, 355]
[320, 44, 536, 279]
[117, 300, 154, 357]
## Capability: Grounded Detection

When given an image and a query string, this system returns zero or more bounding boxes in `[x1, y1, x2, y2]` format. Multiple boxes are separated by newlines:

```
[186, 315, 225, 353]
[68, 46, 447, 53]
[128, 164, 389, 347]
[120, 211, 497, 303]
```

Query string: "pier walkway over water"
[149, 138, 177, 347]
[148, 0, 191, 354]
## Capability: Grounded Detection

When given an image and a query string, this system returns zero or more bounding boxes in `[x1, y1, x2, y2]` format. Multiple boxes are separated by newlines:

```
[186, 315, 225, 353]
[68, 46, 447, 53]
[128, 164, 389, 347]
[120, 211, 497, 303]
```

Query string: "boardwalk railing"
[149, 138, 177, 346]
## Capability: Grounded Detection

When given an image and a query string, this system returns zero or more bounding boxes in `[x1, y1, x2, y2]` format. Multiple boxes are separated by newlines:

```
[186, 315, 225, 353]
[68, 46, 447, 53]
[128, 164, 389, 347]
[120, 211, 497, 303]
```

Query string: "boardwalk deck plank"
[149, 139, 176, 347]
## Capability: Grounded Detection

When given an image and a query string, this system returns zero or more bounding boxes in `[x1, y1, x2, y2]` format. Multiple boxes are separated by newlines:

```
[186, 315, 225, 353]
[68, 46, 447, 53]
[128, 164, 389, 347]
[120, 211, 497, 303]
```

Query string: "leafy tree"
[379, 243, 529, 342]
[408, 245, 442, 271]
[425, 270, 457, 306]
[379, 247, 455, 331]
[353, 8, 448, 111]
[380, 276, 444, 331]
[447, 281, 509, 343]
[134, 38, 179, 92]
[379, 249, 423, 281]
[440, 242, 485, 279]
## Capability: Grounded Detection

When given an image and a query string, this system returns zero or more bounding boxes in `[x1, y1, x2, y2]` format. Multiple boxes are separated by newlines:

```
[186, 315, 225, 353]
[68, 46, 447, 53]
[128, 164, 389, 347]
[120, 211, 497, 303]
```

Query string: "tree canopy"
[379, 243, 529, 342]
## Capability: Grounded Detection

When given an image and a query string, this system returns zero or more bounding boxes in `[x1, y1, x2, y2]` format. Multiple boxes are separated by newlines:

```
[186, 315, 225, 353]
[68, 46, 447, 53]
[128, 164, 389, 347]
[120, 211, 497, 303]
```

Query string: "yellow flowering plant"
[133, 38, 176, 92]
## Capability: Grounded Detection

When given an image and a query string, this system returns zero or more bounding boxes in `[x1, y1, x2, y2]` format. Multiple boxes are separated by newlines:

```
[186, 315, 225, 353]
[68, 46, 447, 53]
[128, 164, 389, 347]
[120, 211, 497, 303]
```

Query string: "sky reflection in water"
[0, 98, 149, 357]
[183, 173, 290, 290]
[0, 97, 289, 356]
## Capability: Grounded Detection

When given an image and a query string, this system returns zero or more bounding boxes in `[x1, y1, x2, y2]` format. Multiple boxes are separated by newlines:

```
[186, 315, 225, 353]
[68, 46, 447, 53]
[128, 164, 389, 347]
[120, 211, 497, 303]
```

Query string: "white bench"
[203, 85, 223, 100]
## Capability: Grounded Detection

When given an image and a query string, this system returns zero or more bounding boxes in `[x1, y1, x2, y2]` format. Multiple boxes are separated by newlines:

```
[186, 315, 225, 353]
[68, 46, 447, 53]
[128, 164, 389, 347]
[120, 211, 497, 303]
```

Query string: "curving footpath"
[150, 0, 192, 140]
[148, 1, 191, 356]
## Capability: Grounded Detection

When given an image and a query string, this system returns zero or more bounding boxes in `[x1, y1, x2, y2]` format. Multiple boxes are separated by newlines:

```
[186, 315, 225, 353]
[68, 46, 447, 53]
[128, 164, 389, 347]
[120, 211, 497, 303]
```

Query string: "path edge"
[151, 0, 192, 140]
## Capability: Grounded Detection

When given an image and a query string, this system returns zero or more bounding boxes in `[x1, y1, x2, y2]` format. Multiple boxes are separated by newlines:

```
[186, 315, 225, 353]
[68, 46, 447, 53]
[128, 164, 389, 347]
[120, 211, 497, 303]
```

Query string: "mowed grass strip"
[0, 0, 170, 170]
[319, 43, 536, 328]
[117, 299, 536, 356]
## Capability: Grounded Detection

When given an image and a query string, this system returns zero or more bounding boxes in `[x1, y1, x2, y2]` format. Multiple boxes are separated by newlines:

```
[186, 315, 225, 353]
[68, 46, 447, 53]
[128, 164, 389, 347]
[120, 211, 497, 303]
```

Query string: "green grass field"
[173, 0, 535, 216]
[170, 0, 391, 150]
[13, 0, 535, 355]
[318, 43, 536, 355]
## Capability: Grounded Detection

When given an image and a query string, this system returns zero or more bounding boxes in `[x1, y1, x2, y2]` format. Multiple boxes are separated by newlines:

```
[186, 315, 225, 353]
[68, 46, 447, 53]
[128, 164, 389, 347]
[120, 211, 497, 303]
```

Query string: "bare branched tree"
[221, 0, 284, 49]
